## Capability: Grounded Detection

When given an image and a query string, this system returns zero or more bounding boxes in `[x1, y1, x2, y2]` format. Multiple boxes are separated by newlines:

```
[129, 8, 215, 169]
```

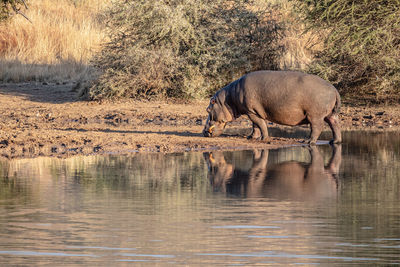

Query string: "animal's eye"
[210, 98, 216, 105]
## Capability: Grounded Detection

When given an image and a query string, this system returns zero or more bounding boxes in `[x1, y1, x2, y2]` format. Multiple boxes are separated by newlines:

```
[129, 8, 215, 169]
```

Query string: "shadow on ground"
[0, 82, 79, 104]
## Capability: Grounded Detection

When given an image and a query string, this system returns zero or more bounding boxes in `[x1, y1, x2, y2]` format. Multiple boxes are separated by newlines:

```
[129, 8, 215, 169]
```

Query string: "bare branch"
[11, 1, 32, 23]
[21, 0, 28, 9]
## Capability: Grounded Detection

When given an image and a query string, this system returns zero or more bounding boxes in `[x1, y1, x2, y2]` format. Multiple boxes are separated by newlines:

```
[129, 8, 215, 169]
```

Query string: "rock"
[93, 146, 102, 152]
[0, 140, 9, 147]
[104, 114, 117, 120]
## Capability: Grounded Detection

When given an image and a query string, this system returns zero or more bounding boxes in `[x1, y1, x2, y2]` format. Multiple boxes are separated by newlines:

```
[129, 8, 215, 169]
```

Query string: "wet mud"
[1, 83, 399, 158]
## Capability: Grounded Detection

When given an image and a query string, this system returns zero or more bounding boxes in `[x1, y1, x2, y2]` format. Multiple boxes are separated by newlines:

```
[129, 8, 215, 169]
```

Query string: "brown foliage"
[87, 0, 284, 100]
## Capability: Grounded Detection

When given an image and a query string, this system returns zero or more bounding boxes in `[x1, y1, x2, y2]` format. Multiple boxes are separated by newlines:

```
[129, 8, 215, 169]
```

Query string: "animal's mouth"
[203, 122, 226, 137]
[208, 125, 215, 133]
[203, 125, 215, 137]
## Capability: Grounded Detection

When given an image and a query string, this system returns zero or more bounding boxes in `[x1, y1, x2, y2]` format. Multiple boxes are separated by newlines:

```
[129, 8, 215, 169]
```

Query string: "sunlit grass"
[0, 0, 320, 93]
[0, 0, 109, 82]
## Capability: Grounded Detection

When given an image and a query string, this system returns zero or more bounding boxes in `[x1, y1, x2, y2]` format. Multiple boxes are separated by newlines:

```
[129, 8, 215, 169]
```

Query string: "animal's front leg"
[247, 123, 262, 140]
[248, 114, 269, 141]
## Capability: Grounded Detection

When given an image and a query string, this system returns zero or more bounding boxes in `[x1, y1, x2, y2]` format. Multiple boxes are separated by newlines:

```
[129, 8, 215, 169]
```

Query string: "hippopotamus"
[203, 71, 341, 145]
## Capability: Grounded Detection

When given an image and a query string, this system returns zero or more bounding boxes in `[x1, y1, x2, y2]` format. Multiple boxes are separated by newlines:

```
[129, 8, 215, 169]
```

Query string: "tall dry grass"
[0, 0, 319, 99]
[276, 0, 322, 70]
[0, 0, 109, 82]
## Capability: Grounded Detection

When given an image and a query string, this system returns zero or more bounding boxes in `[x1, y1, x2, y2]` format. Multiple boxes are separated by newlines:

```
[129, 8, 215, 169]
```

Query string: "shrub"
[292, 0, 400, 102]
[87, 0, 284, 100]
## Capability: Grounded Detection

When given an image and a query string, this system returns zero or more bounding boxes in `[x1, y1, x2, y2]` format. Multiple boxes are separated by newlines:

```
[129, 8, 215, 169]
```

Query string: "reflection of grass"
[0, 152, 211, 203]
[0, 133, 399, 204]
[337, 132, 400, 237]
[337, 137, 400, 246]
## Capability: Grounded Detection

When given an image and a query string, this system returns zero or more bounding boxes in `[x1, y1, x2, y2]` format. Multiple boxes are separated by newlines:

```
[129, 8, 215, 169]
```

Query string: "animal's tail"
[332, 89, 341, 114]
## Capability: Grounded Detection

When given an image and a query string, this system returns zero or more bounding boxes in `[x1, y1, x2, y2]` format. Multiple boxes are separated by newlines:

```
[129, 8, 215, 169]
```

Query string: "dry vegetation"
[293, 0, 400, 102]
[0, 0, 318, 88]
[0, 0, 109, 82]
[1, 0, 398, 103]
[277, 1, 322, 70]
[87, 0, 287, 100]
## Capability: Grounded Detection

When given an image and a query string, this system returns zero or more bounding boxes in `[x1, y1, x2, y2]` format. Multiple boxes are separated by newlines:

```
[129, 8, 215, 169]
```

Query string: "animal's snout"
[203, 121, 215, 137]
[203, 123, 224, 137]
[203, 129, 211, 137]
[209, 152, 215, 163]
[203, 122, 217, 137]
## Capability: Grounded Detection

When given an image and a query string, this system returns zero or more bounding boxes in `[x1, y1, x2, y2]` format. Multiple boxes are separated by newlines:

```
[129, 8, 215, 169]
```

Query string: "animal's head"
[203, 151, 234, 192]
[203, 91, 233, 137]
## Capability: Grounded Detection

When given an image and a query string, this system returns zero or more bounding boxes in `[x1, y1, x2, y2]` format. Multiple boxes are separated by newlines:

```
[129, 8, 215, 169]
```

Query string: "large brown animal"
[203, 71, 341, 144]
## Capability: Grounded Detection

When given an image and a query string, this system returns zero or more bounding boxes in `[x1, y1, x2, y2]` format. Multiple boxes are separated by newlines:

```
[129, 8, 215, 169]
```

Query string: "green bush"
[87, 0, 284, 100]
[292, 0, 400, 102]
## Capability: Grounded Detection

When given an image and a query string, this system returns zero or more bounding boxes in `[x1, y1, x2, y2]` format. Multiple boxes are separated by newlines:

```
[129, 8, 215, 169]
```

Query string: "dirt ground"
[0, 82, 399, 159]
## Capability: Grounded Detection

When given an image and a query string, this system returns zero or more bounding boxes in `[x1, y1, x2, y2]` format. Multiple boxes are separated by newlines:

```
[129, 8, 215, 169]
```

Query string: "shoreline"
[1, 83, 399, 159]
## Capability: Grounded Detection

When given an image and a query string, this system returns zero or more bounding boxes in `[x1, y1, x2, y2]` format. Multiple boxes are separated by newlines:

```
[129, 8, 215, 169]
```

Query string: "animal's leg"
[248, 114, 269, 141]
[247, 123, 262, 140]
[327, 144, 342, 175]
[308, 145, 324, 170]
[308, 116, 324, 145]
[247, 149, 269, 197]
[324, 114, 342, 144]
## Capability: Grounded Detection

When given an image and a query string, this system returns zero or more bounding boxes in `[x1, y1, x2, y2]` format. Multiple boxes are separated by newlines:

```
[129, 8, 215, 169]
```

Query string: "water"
[0, 131, 399, 265]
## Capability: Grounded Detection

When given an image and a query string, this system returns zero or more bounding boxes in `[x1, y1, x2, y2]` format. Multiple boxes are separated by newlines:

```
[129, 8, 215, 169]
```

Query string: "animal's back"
[239, 71, 338, 126]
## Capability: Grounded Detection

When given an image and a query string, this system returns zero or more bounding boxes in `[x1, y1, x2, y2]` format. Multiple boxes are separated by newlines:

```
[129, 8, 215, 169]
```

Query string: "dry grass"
[276, 1, 323, 70]
[0, 0, 321, 97]
[0, 0, 109, 82]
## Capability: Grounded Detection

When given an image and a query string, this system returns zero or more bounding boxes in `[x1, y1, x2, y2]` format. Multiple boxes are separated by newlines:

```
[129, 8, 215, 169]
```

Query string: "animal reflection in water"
[204, 145, 341, 200]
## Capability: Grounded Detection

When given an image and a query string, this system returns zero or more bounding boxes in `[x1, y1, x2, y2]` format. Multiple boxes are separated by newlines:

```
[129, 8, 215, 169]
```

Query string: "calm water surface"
[0, 131, 399, 265]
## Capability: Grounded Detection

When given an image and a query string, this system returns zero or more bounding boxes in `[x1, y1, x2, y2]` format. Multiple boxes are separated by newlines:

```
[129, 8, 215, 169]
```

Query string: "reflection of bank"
[204, 145, 342, 200]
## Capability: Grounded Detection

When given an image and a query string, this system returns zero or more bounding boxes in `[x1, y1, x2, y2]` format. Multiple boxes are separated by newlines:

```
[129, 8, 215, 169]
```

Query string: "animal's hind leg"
[325, 114, 342, 144]
[308, 116, 324, 145]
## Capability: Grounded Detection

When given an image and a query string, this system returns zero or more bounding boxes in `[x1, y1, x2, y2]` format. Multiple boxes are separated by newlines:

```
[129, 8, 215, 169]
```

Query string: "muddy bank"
[0, 83, 399, 159]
